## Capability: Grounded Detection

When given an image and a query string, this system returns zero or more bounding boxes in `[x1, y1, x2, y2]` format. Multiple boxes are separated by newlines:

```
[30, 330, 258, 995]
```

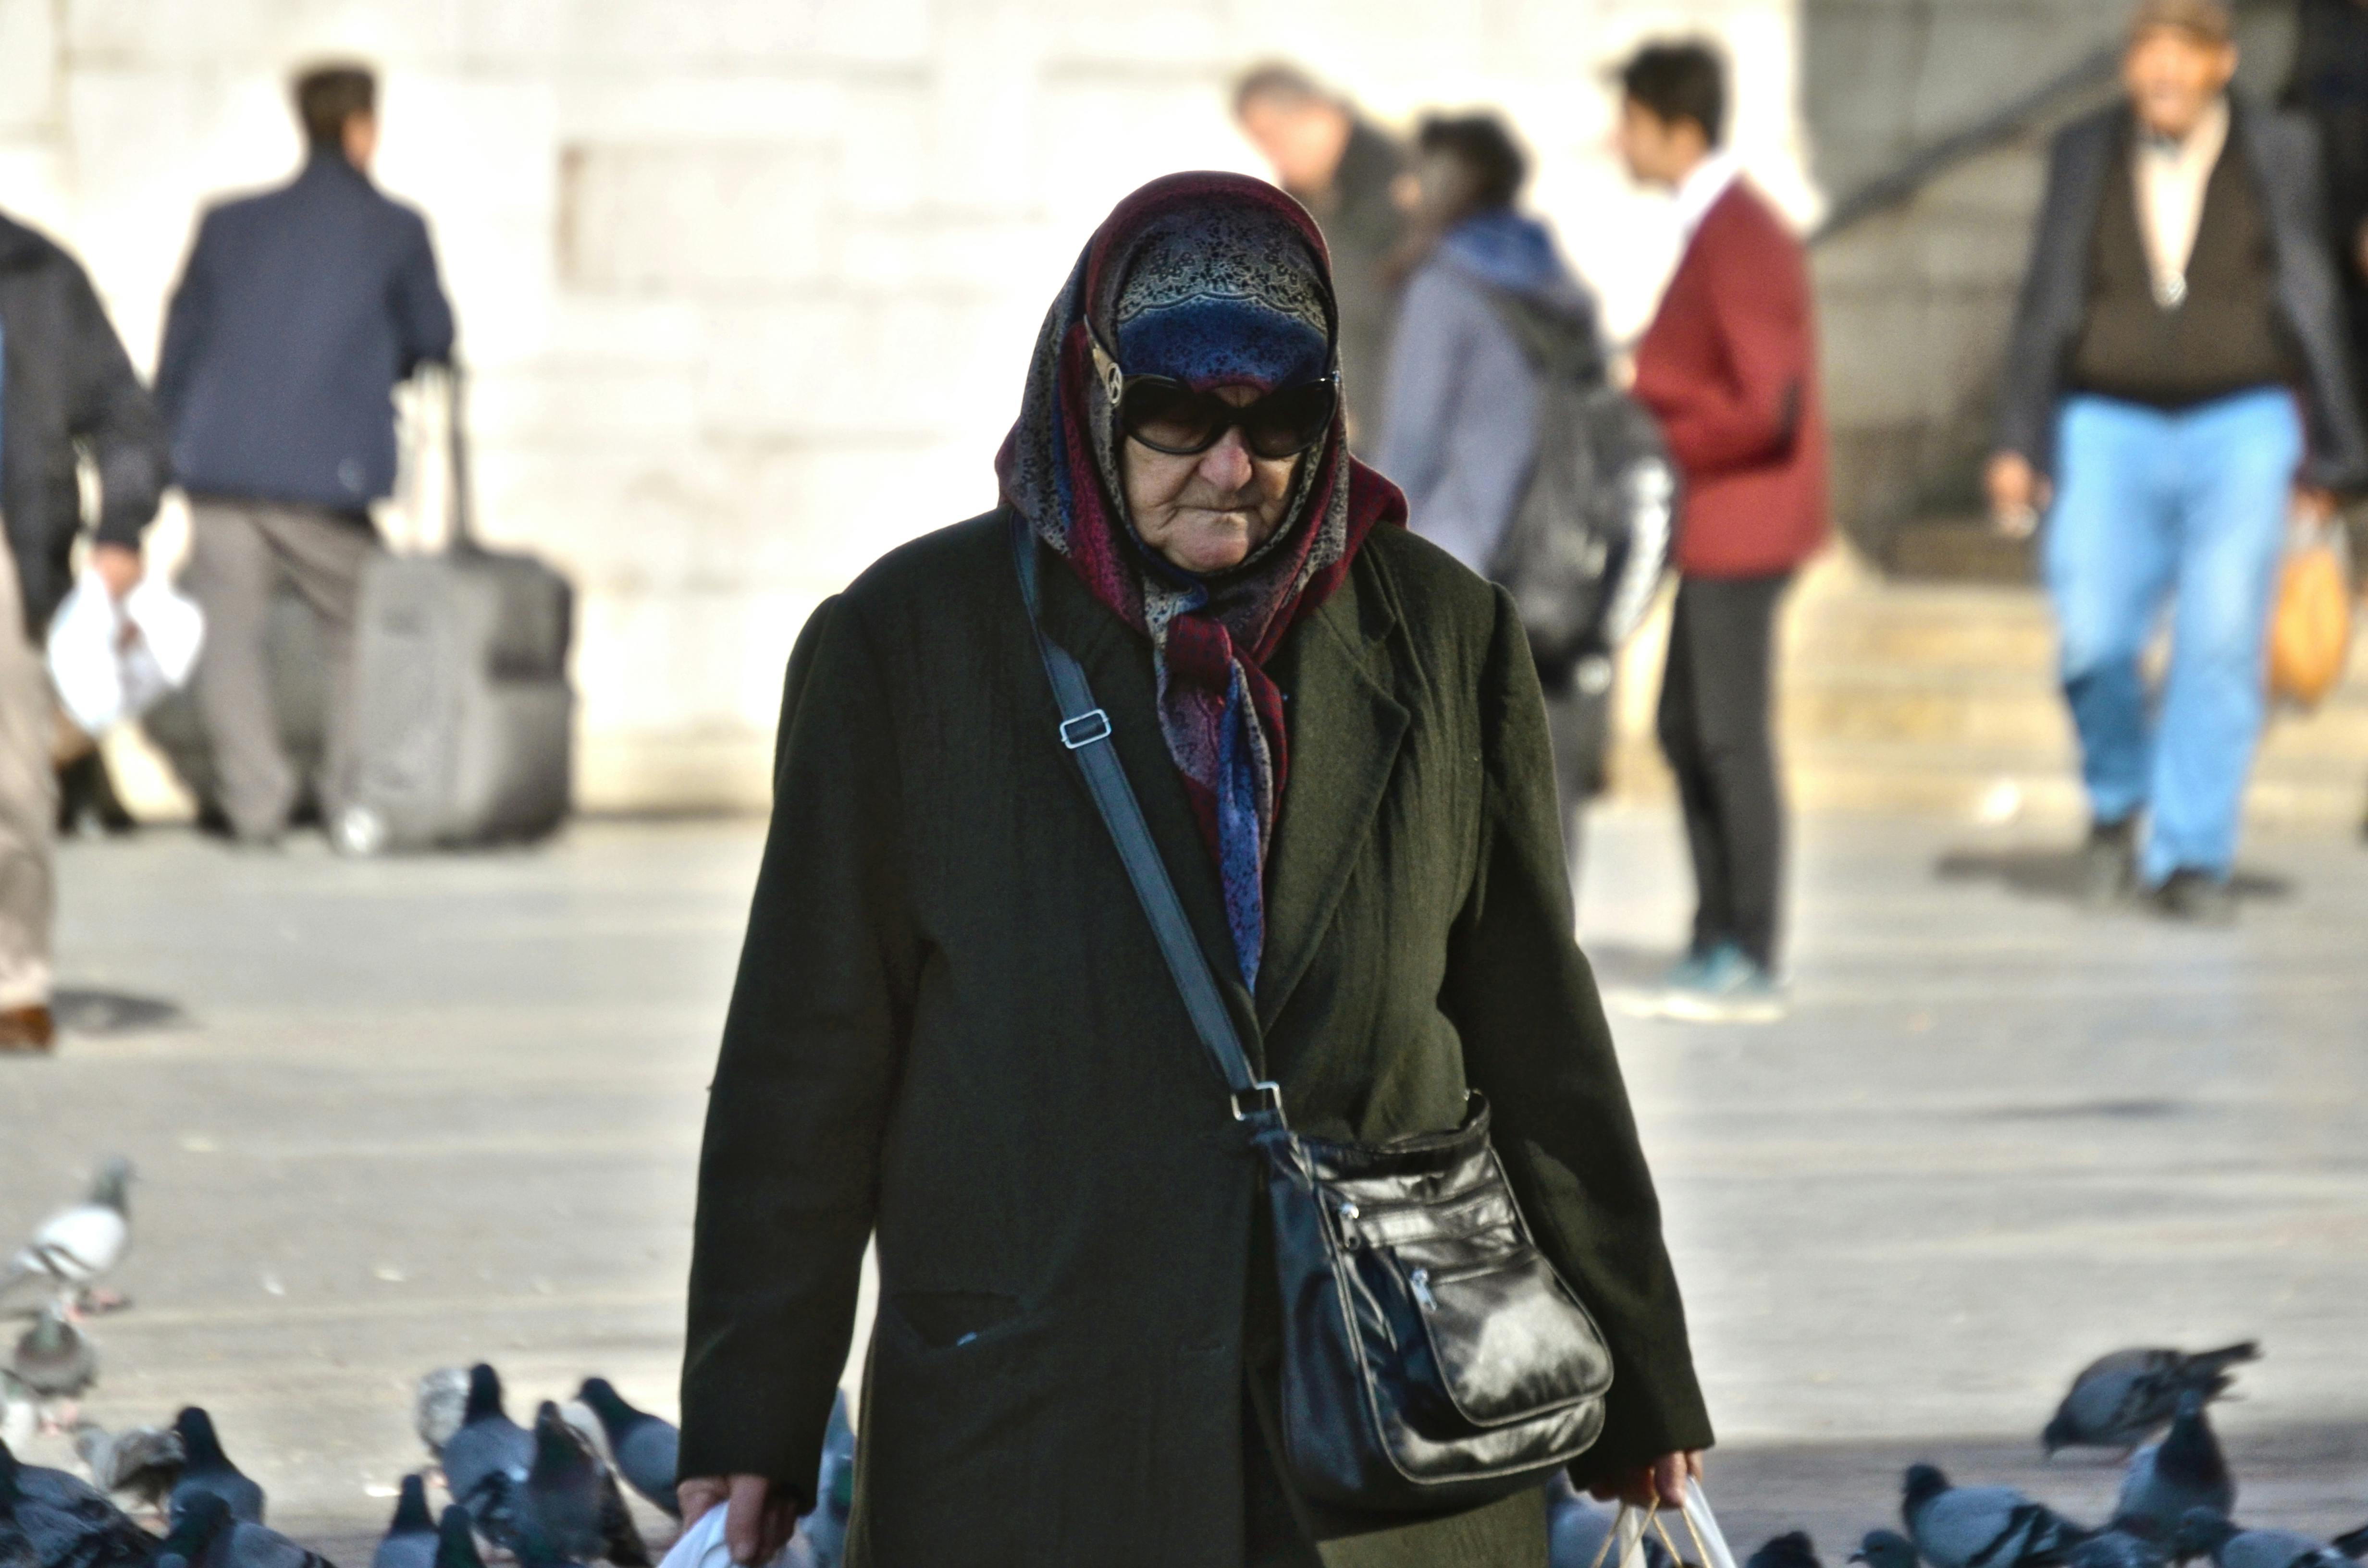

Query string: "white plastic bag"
[1590, 1481, 1743, 1568]
[655, 1506, 814, 1568]
[46, 568, 205, 736]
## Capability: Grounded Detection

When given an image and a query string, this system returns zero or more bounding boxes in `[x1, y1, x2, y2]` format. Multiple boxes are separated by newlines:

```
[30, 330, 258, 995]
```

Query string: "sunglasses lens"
[1242, 382, 1337, 458]
[1119, 381, 1225, 454]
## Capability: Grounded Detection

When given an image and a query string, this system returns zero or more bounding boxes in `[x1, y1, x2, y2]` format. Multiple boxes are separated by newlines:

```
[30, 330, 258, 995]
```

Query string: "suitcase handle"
[402, 361, 479, 556]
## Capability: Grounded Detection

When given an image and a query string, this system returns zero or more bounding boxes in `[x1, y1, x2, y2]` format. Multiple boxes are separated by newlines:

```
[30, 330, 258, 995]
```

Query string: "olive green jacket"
[681, 512, 1711, 1566]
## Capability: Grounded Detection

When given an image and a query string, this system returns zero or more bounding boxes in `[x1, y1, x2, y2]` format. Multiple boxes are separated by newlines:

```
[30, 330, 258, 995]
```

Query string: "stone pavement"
[3, 809, 2365, 1561]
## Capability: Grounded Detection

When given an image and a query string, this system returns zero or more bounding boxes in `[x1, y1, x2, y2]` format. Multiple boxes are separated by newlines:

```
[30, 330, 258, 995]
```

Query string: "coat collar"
[1024, 519, 1410, 1051]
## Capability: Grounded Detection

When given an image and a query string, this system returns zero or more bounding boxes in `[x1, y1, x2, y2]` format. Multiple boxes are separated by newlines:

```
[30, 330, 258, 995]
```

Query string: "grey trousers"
[181, 499, 378, 840]
[0, 544, 56, 1007]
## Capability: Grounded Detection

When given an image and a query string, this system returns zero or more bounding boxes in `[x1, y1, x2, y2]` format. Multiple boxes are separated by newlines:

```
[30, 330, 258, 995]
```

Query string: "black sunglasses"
[1091, 338, 1337, 460]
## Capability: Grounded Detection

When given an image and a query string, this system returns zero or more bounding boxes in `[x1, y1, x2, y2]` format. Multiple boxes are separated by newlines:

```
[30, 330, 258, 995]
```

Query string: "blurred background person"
[1617, 40, 1826, 1021]
[1988, 0, 2367, 922]
[1233, 62, 1408, 449]
[0, 207, 169, 1050]
[1375, 111, 1620, 882]
[156, 61, 455, 849]
[2283, 0, 2368, 418]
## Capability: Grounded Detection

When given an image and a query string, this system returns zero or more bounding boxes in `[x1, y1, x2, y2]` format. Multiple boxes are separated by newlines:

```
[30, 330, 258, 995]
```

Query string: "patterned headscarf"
[997, 172, 1406, 988]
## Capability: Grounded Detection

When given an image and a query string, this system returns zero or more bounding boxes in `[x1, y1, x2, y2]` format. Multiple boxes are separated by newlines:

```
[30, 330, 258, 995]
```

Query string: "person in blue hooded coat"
[1376, 113, 1614, 879]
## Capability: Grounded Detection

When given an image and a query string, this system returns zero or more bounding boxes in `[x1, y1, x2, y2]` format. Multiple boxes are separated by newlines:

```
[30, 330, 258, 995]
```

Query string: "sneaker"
[2079, 816, 2138, 907]
[1659, 942, 1788, 1024]
[2154, 869, 2236, 925]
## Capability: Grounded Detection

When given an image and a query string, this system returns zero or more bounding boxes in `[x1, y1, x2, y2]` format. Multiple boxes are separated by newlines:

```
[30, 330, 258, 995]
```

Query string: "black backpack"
[1480, 287, 1677, 674]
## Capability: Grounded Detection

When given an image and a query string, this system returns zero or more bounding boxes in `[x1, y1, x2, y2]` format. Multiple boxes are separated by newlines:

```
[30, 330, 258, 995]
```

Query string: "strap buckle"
[1231, 1081, 1285, 1122]
[1060, 709, 1112, 749]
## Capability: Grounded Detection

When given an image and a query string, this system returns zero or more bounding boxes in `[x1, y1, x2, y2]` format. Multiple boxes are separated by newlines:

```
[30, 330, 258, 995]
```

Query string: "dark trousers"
[1655, 573, 1791, 969]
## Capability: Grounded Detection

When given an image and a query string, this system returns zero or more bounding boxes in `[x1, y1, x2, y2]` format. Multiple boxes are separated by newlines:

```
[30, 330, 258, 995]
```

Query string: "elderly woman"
[676, 173, 1710, 1567]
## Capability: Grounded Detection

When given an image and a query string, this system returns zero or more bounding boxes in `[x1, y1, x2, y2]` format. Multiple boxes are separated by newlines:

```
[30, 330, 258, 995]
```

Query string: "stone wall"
[0, 0, 1810, 811]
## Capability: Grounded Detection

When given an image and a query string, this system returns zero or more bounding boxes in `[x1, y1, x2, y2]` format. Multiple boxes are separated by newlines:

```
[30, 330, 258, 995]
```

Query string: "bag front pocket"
[1399, 1246, 1613, 1429]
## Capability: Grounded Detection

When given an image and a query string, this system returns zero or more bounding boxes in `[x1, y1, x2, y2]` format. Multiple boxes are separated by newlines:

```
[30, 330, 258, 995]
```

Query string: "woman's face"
[1122, 386, 1301, 575]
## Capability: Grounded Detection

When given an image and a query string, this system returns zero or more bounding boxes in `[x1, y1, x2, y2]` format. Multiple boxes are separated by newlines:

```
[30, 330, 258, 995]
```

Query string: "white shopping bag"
[655, 1505, 816, 1568]
[1591, 1480, 1743, 1568]
[46, 569, 205, 736]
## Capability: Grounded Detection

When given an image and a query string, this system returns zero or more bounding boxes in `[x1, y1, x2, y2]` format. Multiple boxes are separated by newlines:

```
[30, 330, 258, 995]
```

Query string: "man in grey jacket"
[1988, 0, 2367, 921]
[158, 62, 453, 846]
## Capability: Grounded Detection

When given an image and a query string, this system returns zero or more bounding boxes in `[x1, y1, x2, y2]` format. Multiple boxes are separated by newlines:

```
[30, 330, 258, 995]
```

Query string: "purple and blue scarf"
[996, 172, 1405, 987]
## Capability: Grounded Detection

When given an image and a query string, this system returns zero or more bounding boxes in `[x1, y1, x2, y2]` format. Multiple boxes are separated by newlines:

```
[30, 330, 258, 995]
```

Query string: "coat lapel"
[1255, 557, 1408, 1030]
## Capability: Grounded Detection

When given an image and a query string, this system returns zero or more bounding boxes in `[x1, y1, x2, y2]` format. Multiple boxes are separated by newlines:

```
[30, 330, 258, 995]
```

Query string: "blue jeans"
[2044, 389, 2302, 883]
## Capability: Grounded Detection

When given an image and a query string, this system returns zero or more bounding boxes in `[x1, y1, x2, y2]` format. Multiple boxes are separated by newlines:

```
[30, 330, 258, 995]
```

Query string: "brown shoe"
[0, 1004, 56, 1053]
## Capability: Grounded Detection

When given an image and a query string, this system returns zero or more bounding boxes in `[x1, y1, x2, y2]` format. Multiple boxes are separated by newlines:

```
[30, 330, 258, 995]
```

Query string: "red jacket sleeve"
[1632, 211, 1812, 479]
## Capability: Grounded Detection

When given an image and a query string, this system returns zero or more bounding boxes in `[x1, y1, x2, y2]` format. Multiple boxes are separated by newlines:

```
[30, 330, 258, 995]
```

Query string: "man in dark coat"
[1234, 63, 1409, 450]
[156, 61, 455, 845]
[679, 174, 1710, 1568]
[0, 210, 169, 1050]
[1988, 0, 2368, 920]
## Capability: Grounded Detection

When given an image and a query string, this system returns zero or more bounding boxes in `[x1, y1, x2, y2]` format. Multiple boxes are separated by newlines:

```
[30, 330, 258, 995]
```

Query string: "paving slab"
[2, 810, 2363, 1561]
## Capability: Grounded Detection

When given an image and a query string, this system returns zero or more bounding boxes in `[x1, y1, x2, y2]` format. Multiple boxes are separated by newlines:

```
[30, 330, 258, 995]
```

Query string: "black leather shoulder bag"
[1011, 518, 1614, 1513]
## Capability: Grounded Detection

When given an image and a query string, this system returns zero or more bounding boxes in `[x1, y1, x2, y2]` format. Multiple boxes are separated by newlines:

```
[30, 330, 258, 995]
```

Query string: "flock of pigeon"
[1542, 1343, 2368, 1568]
[2, 1160, 855, 1568]
[10, 1161, 2367, 1568]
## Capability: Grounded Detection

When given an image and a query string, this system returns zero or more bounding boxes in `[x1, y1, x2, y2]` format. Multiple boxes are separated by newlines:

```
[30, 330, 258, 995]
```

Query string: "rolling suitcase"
[334, 366, 574, 855]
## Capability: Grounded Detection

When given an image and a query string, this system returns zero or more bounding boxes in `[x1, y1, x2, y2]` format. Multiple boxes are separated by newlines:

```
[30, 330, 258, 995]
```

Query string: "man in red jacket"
[1617, 40, 1828, 1021]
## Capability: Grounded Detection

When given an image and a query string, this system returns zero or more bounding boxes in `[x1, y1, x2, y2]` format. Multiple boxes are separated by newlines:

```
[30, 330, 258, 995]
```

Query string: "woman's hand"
[677, 1475, 802, 1566]
[1588, 1450, 1705, 1509]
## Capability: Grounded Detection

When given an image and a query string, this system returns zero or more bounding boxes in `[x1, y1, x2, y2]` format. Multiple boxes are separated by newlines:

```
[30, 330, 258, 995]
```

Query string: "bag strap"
[441, 360, 479, 553]
[1008, 516, 1285, 1128]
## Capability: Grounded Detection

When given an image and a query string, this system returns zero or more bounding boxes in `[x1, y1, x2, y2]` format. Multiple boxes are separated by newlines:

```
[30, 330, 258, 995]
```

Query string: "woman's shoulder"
[834, 510, 1012, 629]
[1357, 521, 1507, 647]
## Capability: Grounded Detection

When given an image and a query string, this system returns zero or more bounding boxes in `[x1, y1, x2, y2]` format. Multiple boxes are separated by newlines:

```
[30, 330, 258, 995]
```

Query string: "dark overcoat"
[681, 511, 1712, 1566]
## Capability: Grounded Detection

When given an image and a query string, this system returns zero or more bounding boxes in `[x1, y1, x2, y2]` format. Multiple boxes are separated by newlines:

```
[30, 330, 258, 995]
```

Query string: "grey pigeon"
[10, 1309, 97, 1427]
[0, 1435, 156, 1568]
[2173, 1512, 2355, 1568]
[795, 1394, 856, 1568]
[2118, 1395, 2233, 1536]
[73, 1424, 183, 1515]
[1752, 1534, 1824, 1568]
[2, 1162, 132, 1316]
[167, 1411, 262, 1527]
[1547, 1472, 1680, 1568]
[412, 1373, 469, 1461]
[1903, 1464, 2090, 1568]
[1852, 1531, 1922, 1568]
[2070, 1521, 2171, 1568]
[2331, 1528, 2368, 1562]
[478, 1405, 646, 1568]
[571, 1383, 677, 1520]
[155, 1494, 326, 1568]
[370, 1478, 435, 1568]
[442, 1369, 530, 1531]
[2045, 1345, 2259, 1456]
[431, 1508, 484, 1568]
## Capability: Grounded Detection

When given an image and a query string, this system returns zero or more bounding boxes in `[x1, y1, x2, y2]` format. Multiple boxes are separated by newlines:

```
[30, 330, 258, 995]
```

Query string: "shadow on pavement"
[1932, 847, 2291, 904]
[53, 987, 194, 1036]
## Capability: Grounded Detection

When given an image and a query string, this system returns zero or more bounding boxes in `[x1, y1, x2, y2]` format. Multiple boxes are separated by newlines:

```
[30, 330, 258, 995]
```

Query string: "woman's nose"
[1198, 427, 1254, 489]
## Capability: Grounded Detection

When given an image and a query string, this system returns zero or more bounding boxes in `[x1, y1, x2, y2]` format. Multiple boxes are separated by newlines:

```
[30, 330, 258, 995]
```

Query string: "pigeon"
[431, 1508, 484, 1568]
[477, 1405, 646, 1568]
[2, 1163, 132, 1317]
[412, 1372, 469, 1461]
[370, 1479, 435, 1568]
[1903, 1464, 2090, 1568]
[2172, 1512, 2356, 1568]
[571, 1383, 677, 1521]
[1547, 1472, 1680, 1568]
[0, 1435, 157, 1568]
[2045, 1345, 2259, 1456]
[155, 1494, 325, 1568]
[2118, 1394, 2234, 1536]
[1851, 1531, 1921, 1568]
[441, 1368, 531, 1530]
[10, 1309, 97, 1429]
[2331, 1528, 2368, 1562]
[167, 1411, 262, 1527]
[2070, 1521, 2171, 1568]
[73, 1424, 183, 1516]
[1752, 1534, 1825, 1568]
[795, 1394, 855, 1568]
